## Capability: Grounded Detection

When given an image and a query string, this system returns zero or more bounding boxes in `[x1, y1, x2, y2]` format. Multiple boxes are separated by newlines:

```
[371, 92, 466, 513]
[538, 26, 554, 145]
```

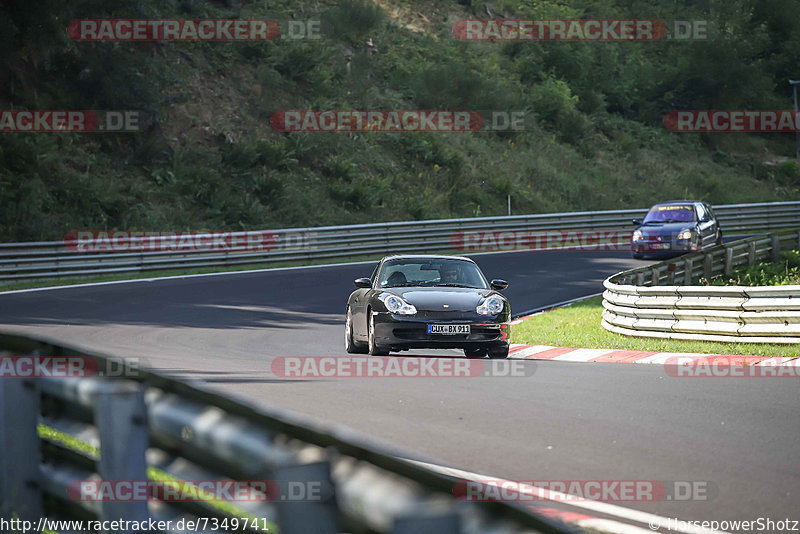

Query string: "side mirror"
[354, 277, 372, 288]
[490, 279, 508, 290]
[632, 218, 642, 226]
[700, 216, 710, 223]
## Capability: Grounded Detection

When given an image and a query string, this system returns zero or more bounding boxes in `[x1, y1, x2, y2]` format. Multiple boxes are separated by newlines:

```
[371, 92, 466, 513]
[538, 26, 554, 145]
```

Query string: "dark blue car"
[631, 201, 723, 259]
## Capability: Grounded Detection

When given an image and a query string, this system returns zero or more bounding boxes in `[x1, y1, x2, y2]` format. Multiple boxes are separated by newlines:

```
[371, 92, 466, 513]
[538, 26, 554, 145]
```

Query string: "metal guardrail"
[601, 230, 800, 343]
[0, 333, 571, 534]
[1, 201, 798, 284]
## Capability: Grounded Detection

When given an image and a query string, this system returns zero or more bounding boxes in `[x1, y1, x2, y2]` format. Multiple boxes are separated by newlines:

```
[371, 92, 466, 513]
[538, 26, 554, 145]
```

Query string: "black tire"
[368, 312, 390, 356]
[464, 348, 486, 358]
[488, 346, 509, 359]
[632, 252, 644, 259]
[344, 307, 367, 354]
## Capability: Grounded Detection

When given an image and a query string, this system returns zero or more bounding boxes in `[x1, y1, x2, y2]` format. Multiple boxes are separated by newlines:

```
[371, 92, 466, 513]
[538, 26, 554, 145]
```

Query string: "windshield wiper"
[435, 283, 477, 288]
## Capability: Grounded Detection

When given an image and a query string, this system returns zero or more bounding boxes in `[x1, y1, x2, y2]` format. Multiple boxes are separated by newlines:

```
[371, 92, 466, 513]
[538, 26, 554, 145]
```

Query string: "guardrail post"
[272, 461, 338, 534]
[667, 263, 675, 285]
[748, 241, 756, 266]
[94, 381, 149, 525]
[771, 235, 781, 262]
[636, 272, 645, 286]
[683, 258, 693, 285]
[703, 254, 713, 280]
[394, 513, 460, 534]
[724, 248, 734, 275]
[0, 377, 43, 520]
[651, 267, 659, 286]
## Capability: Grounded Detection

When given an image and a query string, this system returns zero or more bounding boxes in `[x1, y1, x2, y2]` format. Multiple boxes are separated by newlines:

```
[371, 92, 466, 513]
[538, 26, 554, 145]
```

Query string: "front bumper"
[631, 238, 696, 257]
[372, 312, 510, 351]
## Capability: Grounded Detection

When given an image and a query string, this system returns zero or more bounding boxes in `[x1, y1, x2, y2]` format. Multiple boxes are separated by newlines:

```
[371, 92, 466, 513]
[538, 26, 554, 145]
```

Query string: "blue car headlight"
[477, 295, 504, 316]
[677, 229, 694, 240]
[383, 295, 417, 315]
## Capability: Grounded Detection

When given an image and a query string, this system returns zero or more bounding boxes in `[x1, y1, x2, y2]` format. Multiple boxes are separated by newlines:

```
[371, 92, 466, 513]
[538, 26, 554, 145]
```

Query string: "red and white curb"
[508, 344, 799, 366]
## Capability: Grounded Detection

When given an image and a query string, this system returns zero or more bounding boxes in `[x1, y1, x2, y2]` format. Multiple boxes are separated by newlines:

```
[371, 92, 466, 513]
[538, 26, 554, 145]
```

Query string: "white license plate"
[651, 243, 670, 250]
[428, 324, 470, 335]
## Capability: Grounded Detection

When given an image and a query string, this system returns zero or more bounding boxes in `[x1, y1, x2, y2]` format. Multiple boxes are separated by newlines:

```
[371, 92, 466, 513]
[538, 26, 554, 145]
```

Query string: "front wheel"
[368, 312, 390, 356]
[345, 307, 366, 354]
[488, 346, 509, 359]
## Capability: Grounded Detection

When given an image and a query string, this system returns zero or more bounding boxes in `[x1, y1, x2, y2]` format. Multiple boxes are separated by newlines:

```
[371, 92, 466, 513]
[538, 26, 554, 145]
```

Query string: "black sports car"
[631, 200, 723, 259]
[345, 255, 511, 358]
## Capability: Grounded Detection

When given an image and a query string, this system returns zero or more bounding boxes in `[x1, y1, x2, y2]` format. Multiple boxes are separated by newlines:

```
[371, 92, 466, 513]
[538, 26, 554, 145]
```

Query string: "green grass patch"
[38, 424, 99, 458]
[701, 250, 800, 286]
[37, 425, 277, 532]
[512, 296, 800, 357]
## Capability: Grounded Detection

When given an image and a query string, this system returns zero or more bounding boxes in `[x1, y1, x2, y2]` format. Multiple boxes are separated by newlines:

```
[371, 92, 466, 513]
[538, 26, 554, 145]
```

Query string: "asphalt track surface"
[1, 249, 798, 531]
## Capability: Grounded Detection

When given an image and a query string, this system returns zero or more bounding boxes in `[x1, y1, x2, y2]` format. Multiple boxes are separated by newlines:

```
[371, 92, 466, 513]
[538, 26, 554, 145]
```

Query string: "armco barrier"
[602, 230, 800, 343]
[0, 333, 570, 534]
[1, 201, 798, 284]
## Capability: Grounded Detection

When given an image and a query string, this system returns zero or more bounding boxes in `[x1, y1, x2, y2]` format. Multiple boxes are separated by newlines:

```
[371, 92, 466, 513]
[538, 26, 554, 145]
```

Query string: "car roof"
[650, 200, 702, 207]
[380, 254, 476, 263]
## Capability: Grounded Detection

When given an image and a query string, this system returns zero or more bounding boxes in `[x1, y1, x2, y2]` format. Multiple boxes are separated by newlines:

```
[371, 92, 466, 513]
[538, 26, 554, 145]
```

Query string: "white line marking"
[0, 250, 618, 296]
[404, 458, 730, 534]
[576, 518, 656, 533]
[754, 357, 796, 366]
[513, 292, 604, 318]
[0, 259, 379, 295]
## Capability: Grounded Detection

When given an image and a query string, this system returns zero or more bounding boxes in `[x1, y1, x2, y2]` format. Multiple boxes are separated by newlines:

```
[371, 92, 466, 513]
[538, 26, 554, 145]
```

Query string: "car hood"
[637, 222, 695, 236]
[385, 287, 496, 312]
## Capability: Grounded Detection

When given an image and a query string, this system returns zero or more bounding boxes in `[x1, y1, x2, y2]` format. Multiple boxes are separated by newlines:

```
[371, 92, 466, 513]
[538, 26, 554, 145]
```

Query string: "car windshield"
[642, 205, 696, 223]
[378, 259, 488, 289]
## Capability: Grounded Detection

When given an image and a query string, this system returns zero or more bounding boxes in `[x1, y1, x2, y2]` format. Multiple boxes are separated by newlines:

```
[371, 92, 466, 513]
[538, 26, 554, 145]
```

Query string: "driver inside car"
[440, 265, 461, 284]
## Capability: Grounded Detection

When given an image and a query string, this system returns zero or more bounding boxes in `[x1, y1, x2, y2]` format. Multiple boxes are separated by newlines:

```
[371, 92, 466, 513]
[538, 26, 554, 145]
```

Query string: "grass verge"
[37, 425, 277, 532]
[512, 296, 800, 358]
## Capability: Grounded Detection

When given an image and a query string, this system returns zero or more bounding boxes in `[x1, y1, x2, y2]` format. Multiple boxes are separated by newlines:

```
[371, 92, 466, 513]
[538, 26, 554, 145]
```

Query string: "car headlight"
[677, 229, 694, 240]
[632, 230, 643, 241]
[477, 295, 504, 315]
[383, 295, 417, 315]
